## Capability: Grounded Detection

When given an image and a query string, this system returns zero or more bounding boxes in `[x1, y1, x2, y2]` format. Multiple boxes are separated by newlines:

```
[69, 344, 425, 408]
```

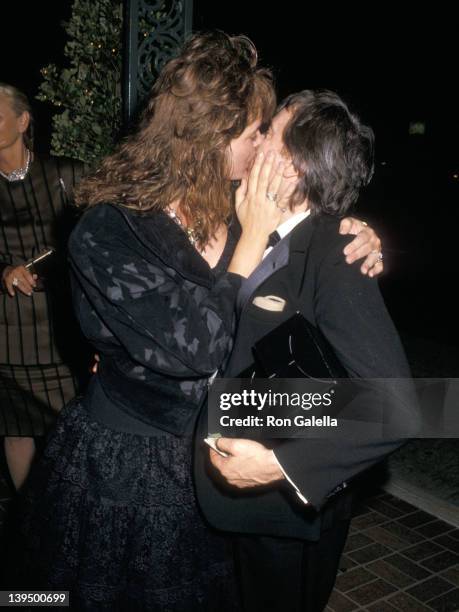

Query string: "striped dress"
[0, 155, 88, 436]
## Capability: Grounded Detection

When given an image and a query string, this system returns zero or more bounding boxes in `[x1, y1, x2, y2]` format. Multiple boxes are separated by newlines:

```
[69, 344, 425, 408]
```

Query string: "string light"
[35, 5, 123, 162]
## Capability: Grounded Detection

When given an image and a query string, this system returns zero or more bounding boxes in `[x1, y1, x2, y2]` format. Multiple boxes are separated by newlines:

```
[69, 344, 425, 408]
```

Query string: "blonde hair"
[0, 83, 34, 150]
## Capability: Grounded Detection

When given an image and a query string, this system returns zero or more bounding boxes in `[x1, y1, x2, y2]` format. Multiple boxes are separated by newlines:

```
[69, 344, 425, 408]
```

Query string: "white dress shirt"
[262, 210, 311, 504]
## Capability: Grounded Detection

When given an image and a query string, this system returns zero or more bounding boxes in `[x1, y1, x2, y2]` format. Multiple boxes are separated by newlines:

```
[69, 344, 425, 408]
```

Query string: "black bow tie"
[267, 231, 281, 248]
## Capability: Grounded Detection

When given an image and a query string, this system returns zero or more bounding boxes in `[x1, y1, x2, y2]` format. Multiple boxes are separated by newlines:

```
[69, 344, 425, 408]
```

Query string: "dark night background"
[1, 2, 458, 364]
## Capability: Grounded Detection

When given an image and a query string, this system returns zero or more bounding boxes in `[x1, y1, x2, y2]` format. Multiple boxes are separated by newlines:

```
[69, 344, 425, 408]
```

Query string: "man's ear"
[282, 160, 299, 180]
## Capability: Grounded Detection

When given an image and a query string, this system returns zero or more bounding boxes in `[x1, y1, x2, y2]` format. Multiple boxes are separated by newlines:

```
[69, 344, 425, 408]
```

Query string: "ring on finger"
[266, 191, 278, 203]
[371, 250, 383, 263]
[12, 277, 19, 287]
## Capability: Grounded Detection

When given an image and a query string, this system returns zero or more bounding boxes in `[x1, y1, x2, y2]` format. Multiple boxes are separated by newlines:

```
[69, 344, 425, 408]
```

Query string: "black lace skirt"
[17, 399, 240, 611]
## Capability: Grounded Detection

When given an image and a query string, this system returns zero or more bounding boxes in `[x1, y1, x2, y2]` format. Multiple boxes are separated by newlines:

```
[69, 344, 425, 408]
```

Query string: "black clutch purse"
[238, 311, 348, 381]
[233, 312, 352, 441]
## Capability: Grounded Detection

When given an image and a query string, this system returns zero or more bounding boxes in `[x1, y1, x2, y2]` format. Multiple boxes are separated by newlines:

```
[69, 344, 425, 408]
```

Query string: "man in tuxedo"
[194, 90, 418, 611]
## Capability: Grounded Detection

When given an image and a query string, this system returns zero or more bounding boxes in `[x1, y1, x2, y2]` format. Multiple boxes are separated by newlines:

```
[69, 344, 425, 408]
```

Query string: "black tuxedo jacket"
[194, 214, 418, 541]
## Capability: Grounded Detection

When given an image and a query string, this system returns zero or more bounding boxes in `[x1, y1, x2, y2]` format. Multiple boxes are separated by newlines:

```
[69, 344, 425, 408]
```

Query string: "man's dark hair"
[279, 90, 374, 216]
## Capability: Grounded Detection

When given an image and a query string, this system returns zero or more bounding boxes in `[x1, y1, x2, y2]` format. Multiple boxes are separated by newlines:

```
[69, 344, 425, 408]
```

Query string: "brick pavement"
[327, 492, 459, 612]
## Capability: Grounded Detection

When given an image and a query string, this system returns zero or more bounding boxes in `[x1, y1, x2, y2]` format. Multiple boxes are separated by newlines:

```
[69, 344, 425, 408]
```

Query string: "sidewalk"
[327, 491, 459, 612]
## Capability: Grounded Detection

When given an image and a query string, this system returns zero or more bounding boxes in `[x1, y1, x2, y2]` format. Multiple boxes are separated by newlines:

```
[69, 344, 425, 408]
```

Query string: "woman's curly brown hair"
[75, 31, 276, 246]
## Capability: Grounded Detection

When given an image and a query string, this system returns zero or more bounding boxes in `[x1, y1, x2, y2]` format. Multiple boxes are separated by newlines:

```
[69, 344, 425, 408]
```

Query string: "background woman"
[0, 84, 87, 491]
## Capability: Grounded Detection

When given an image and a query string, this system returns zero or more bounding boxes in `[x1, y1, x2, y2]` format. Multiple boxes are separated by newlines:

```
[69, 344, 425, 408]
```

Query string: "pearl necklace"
[0, 149, 31, 182]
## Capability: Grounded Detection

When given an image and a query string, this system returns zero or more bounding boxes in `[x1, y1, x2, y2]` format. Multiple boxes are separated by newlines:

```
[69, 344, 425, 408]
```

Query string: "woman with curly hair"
[18, 32, 381, 610]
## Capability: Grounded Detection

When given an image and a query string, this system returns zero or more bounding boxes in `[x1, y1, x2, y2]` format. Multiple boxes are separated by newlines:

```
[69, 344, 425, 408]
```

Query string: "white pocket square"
[252, 295, 286, 312]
